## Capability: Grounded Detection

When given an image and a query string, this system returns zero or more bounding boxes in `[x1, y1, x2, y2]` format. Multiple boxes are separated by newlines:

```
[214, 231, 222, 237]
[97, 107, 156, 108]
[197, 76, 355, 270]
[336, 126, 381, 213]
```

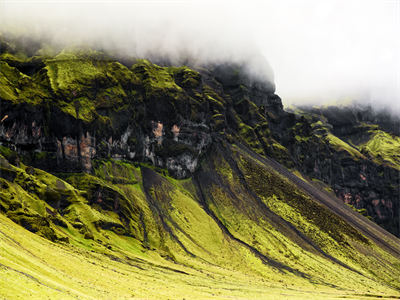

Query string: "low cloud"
[0, 0, 399, 112]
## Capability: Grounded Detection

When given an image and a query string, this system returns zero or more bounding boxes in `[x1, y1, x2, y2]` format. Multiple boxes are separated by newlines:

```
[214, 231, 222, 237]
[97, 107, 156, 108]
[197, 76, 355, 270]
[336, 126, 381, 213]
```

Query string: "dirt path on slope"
[235, 143, 400, 258]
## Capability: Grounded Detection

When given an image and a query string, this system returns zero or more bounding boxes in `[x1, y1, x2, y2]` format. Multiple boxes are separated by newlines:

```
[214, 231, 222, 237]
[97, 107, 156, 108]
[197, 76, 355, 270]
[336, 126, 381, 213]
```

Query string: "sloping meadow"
[1, 142, 400, 298]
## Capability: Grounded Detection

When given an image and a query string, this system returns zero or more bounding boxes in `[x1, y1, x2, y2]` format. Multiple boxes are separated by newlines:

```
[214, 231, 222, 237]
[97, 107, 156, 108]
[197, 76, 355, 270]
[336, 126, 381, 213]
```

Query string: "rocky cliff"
[0, 42, 279, 178]
[282, 105, 400, 236]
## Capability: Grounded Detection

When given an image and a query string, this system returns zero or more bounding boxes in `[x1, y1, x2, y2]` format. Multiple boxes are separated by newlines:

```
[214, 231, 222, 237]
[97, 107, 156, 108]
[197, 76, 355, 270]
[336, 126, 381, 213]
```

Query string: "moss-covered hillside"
[1, 35, 400, 299]
[1, 142, 400, 299]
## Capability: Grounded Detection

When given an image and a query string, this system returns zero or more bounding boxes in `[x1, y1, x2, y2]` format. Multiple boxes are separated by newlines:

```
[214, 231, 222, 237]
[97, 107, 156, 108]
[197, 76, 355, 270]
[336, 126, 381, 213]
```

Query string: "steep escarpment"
[1, 36, 400, 299]
[280, 106, 400, 236]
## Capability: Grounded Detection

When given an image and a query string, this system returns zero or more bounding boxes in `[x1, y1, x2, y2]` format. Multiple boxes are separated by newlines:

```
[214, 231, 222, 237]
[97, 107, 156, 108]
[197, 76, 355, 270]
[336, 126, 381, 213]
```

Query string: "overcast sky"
[0, 0, 399, 112]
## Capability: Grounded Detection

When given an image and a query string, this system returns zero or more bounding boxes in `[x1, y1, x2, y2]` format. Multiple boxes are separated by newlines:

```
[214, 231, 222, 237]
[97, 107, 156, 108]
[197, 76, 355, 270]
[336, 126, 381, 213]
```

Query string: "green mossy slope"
[1, 37, 400, 298]
[1, 143, 400, 299]
[360, 129, 400, 170]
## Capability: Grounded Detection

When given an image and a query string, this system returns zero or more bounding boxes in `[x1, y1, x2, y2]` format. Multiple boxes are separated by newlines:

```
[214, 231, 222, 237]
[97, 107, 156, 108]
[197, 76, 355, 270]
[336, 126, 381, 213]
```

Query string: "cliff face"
[1, 36, 400, 298]
[0, 46, 279, 179]
[281, 106, 400, 236]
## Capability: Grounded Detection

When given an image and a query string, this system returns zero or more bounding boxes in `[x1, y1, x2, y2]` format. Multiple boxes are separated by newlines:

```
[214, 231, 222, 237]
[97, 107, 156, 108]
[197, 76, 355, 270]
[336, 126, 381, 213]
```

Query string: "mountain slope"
[1, 143, 400, 299]
[1, 36, 400, 299]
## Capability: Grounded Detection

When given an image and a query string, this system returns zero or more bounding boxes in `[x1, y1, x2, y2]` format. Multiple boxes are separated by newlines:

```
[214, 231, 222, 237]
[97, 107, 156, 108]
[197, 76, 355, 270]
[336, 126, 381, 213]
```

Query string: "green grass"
[325, 133, 365, 159]
[168, 65, 201, 88]
[360, 130, 400, 169]
[5, 211, 391, 299]
[42, 51, 136, 122]
[45, 51, 103, 92]
[131, 59, 182, 97]
[0, 61, 49, 104]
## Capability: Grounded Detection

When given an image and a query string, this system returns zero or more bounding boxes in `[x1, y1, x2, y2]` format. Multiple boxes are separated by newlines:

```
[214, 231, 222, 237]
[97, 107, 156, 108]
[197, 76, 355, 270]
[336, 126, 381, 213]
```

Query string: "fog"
[0, 0, 399, 112]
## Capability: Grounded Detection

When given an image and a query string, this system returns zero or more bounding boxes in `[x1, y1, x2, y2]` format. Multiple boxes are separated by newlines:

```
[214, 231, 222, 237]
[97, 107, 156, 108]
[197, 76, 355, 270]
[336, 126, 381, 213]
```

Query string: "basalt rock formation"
[282, 105, 400, 236]
[1, 35, 400, 299]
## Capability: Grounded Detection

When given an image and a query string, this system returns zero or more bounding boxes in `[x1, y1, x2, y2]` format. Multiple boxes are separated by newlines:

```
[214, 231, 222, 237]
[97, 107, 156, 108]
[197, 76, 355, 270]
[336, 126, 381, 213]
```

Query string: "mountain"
[1, 36, 400, 299]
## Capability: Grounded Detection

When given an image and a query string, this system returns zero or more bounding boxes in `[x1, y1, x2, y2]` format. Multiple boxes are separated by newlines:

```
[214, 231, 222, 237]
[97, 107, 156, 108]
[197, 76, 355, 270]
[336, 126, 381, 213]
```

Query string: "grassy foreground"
[1, 213, 399, 300]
